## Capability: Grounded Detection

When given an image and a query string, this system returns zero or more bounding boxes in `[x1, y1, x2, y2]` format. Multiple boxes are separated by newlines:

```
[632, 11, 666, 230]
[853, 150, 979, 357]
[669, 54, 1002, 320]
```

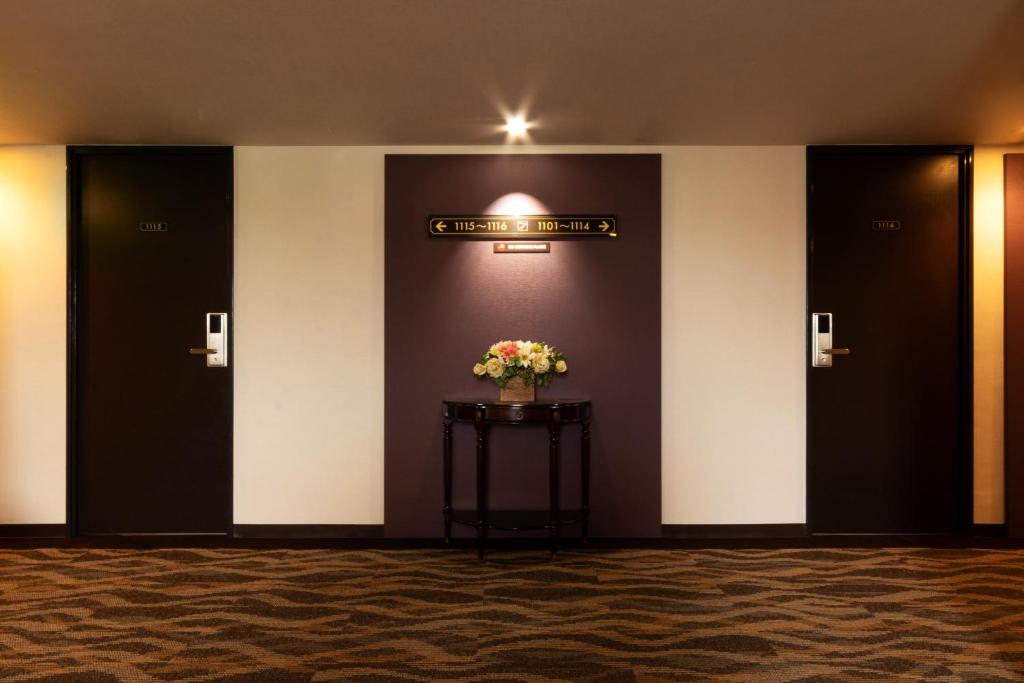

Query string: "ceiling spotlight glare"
[504, 114, 530, 139]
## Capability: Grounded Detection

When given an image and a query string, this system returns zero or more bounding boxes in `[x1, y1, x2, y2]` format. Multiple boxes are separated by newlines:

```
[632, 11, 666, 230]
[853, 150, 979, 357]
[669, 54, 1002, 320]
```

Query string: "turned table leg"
[581, 416, 590, 542]
[443, 417, 453, 543]
[548, 407, 562, 557]
[474, 408, 488, 560]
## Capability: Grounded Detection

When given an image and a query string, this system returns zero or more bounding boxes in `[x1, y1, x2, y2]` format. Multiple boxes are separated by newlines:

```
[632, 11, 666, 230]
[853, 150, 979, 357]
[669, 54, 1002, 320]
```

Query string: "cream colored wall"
[0, 146, 66, 523]
[973, 145, 1024, 524]
[661, 147, 807, 524]
[233, 146, 807, 526]
[233, 148, 386, 523]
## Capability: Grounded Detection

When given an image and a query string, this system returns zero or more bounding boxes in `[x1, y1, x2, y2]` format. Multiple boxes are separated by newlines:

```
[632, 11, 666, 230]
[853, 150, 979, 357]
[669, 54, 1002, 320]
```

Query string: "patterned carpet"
[1, 547, 1023, 682]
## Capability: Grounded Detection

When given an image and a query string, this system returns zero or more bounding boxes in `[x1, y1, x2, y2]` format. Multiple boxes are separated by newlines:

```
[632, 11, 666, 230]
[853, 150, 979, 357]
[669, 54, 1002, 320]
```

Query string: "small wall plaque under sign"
[494, 242, 550, 253]
[139, 221, 168, 232]
[429, 215, 617, 238]
[872, 220, 900, 231]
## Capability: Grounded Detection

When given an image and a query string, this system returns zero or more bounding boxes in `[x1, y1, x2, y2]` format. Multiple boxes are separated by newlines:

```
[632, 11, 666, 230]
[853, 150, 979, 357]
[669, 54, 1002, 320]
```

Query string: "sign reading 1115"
[428, 215, 618, 239]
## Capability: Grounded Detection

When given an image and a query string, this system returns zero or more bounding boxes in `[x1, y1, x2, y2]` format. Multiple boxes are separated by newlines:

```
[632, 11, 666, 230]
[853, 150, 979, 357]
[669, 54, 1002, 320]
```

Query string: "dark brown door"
[70, 147, 233, 535]
[1006, 154, 1024, 538]
[807, 146, 971, 534]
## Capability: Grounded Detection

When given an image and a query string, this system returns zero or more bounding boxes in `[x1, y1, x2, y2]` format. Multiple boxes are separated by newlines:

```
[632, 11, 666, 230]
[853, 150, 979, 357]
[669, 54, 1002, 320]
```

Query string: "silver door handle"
[812, 313, 849, 367]
[194, 313, 228, 367]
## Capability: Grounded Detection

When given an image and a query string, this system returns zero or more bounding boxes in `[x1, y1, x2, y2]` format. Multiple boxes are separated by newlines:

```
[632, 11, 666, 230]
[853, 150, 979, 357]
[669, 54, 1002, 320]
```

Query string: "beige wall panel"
[660, 147, 807, 524]
[0, 146, 66, 523]
[973, 145, 1024, 524]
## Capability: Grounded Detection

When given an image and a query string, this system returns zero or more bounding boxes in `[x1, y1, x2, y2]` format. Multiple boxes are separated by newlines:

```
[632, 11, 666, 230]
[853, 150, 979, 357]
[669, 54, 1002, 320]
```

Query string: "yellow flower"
[473, 363, 486, 376]
[485, 357, 505, 378]
[555, 359, 567, 373]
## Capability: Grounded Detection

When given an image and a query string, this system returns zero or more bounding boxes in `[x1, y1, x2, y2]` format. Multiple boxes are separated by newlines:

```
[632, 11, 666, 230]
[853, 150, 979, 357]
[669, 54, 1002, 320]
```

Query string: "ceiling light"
[504, 114, 530, 139]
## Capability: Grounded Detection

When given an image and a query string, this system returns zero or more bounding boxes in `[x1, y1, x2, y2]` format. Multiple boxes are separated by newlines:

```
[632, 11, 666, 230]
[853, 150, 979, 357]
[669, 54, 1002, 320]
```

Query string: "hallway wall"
[382, 153, 663, 537]
[232, 146, 806, 527]
[0, 146, 66, 523]
[0, 144, 1010, 528]
[233, 147, 386, 524]
[973, 145, 1024, 523]
[660, 147, 806, 524]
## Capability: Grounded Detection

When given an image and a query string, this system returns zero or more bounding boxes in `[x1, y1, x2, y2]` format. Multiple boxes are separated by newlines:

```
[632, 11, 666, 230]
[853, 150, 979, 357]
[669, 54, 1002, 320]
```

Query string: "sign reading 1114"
[428, 215, 618, 239]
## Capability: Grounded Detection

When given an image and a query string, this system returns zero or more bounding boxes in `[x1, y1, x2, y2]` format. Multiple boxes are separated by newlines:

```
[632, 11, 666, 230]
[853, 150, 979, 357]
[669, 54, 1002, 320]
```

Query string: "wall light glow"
[0, 164, 26, 240]
[483, 192, 549, 216]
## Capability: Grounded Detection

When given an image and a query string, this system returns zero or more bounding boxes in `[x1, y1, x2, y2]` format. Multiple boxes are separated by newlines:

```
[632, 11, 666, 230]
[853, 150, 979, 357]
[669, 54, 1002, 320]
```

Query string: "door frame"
[66, 145, 235, 537]
[805, 145, 974, 535]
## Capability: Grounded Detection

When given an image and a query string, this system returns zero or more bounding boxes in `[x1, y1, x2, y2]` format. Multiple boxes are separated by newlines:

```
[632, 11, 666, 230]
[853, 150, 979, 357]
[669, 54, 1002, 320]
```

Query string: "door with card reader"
[806, 146, 971, 534]
[69, 147, 233, 535]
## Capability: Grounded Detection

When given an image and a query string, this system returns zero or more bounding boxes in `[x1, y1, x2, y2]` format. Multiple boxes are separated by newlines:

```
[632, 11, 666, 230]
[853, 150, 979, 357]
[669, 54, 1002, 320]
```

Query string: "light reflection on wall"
[483, 192, 549, 216]
[0, 166, 24, 241]
[972, 146, 1024, 524]
[0, 146, 66, 524]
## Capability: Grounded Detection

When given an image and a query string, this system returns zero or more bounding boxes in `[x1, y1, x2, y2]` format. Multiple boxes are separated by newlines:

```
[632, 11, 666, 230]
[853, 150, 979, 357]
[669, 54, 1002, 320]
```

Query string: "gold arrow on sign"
[598, 220, 610, 231]
[434, 220, 447, 232]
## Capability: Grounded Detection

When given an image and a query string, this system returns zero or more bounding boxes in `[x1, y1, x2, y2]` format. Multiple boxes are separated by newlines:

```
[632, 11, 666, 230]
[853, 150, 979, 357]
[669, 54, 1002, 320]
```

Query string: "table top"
[442, 398, 591, 423]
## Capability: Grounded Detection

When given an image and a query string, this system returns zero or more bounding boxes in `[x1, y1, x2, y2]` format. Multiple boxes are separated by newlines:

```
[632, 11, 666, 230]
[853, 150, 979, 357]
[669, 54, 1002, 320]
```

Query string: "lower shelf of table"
[449, 509, 586, 531]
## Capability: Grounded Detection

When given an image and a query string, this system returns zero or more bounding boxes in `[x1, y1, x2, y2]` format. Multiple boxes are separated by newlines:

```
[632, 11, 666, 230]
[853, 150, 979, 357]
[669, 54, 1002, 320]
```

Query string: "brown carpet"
[1, 547, 1023, 681]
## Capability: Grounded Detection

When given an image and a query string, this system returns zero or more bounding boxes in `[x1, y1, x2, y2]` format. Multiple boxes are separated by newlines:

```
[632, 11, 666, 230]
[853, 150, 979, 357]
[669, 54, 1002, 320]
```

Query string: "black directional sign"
[428, 215, 617, 239]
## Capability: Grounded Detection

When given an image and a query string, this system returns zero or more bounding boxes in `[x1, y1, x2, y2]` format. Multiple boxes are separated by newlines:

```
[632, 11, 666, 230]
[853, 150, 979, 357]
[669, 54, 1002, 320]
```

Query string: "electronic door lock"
[812, 313, 849, 367]
[190, 313, 227, 367]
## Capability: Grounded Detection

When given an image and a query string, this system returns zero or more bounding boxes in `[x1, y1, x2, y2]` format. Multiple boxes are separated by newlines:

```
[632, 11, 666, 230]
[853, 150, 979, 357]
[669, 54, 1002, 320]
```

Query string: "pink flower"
[497, 341, 518, 359]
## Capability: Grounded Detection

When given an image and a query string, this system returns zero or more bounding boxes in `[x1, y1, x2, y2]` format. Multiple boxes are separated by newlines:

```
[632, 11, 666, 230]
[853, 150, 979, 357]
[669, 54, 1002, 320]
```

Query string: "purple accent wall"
[384, 154, 661, 538]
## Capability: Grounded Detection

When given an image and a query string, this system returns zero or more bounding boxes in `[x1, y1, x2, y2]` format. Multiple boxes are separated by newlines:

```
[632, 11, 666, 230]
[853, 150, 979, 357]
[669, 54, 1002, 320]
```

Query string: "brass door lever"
[822, 348, 850, 355]
[189, 348, 218, 355]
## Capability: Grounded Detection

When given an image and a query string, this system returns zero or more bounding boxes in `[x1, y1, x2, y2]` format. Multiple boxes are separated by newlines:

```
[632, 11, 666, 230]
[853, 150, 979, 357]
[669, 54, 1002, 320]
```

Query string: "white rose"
[555, 359, 567, 373]
[485, 357, 505, 378]
[473, 363, 486, 376]
[532, 356, 551, 374]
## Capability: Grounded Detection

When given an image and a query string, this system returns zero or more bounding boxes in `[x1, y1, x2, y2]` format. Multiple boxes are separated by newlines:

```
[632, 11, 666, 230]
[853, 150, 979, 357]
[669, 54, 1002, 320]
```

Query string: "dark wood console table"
[442, 399, 591, 558]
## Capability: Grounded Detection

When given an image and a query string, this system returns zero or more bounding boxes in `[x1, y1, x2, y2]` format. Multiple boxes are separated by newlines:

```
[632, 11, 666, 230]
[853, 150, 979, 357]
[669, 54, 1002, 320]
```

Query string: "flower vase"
[499, 376, 535, 402]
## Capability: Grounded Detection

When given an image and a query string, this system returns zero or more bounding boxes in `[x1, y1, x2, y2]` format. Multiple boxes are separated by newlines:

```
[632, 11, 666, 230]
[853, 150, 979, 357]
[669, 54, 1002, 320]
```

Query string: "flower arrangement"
[473, 340, 568, 389]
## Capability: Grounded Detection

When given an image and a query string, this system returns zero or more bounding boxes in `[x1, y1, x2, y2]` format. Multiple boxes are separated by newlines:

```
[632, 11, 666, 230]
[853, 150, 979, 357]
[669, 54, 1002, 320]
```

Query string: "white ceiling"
[1, 0, 1023, 146]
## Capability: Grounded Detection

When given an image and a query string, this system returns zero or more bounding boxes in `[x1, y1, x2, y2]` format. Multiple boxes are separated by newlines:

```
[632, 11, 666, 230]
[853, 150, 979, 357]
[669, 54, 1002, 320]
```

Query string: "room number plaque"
[428, 215, 617, 238]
